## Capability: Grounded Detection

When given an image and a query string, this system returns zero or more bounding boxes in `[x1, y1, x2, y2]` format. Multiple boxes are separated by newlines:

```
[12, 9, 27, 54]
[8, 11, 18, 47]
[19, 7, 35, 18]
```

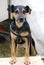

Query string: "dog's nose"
[19, 18, 23, 22]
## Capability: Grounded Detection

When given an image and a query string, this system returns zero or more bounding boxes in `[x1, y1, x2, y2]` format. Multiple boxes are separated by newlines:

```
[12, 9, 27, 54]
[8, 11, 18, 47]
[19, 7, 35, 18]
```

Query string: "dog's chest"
[13, 22, 28, 34]
[10, 21, 30, 36]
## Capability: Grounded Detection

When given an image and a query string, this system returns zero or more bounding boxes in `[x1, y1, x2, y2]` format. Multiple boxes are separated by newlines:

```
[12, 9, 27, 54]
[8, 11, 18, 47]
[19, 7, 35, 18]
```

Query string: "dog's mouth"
[16, 18, 26, 23]
[15, 22, 23, 28]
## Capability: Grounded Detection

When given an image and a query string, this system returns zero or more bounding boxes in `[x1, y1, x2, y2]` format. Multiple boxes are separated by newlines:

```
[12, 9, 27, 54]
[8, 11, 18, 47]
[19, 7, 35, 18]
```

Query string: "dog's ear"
[7, 5, 14, 13]
[25, 6, 32, 14]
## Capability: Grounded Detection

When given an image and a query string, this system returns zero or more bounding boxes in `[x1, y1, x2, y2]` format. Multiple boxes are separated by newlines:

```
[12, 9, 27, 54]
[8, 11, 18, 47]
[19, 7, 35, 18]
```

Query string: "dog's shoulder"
[23, 21, 31, 33]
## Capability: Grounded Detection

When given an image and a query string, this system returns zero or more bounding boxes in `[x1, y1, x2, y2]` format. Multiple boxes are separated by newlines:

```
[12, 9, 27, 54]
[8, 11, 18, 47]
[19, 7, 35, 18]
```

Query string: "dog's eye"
[15, 10, 19, 14]
[23, 10, 26, 14]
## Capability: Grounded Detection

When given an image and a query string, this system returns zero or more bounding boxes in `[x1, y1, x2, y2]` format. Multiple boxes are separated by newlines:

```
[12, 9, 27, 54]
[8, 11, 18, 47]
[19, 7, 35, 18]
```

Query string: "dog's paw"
[24, 61, 31, 65]
[9, 59, 16, 64]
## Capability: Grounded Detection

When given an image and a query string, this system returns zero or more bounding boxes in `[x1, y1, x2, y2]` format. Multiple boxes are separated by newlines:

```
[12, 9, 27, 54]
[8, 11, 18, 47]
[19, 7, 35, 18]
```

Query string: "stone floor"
[0, 56, 44, 65]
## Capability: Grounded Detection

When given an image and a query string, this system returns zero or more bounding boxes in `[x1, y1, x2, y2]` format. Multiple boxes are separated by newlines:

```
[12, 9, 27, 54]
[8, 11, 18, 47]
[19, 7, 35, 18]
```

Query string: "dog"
[8, 5, 36, 65]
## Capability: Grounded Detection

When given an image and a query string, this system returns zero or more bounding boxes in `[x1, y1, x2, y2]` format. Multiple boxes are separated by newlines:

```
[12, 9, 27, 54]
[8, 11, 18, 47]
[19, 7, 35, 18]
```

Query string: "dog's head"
[8, 5, 32, 27]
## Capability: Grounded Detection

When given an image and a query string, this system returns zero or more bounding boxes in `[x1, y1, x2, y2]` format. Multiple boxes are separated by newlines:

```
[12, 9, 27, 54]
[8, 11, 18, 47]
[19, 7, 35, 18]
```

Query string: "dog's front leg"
[24, 38, 30, 65]
[10, 33, 16, 64]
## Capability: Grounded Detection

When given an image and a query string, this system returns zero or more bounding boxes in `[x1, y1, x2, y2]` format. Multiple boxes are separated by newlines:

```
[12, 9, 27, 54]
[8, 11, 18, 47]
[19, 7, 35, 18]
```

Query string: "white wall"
[27, 0, 44, 55]
[0, 0, 8, 22]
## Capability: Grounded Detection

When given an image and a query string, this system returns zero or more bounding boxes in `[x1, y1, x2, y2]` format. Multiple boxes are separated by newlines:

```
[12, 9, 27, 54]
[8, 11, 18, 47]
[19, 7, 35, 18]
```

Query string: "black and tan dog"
[8, 5, 36, 65]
